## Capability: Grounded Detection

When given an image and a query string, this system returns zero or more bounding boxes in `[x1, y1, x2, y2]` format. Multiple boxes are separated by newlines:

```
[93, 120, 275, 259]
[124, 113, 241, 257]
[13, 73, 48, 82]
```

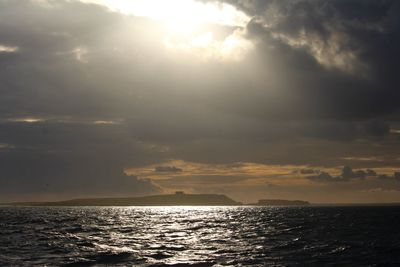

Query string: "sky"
[0, 0, 400, 203]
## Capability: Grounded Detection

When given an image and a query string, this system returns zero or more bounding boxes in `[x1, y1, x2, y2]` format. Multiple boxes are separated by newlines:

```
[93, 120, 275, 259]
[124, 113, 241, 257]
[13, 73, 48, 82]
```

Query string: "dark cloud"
[0, 120, 163, 201]
[377, 172, 400, 181]
[220, 0, 400, 121]
[342, 166, 366, 180]
[307, 166, 379, 182]
[296, 169, 320, 175]
[306, 166, 400, 186]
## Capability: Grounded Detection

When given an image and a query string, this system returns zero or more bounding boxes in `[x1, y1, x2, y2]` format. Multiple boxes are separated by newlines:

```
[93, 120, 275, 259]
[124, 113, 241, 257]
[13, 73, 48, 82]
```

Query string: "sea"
[1, 206, 399, 266]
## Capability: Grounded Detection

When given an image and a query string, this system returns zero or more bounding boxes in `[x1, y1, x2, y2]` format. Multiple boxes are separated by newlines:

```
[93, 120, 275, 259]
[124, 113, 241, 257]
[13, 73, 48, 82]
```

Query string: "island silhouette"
[7, 192, 312, 206]
[12, 192, 240, 206]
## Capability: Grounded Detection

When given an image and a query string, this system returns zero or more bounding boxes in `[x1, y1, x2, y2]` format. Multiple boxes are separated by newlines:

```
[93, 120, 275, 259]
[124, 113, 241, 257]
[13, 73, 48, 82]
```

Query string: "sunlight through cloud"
[80, 0, 252, 61]
[82, 0, 249, 30]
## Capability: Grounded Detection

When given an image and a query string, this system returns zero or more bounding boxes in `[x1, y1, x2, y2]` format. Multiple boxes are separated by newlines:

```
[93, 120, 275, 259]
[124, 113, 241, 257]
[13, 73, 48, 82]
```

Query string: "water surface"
[1, 206, 399, 266]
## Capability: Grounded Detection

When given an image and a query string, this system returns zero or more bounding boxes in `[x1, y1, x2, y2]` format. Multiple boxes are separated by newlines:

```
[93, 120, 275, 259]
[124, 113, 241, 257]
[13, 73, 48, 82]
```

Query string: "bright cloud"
[80, 0, 252, 61]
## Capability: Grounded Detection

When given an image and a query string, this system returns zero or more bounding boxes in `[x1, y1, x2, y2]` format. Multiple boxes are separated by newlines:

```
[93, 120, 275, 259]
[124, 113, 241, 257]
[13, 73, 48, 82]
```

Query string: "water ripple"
[0, 206, 399, 266]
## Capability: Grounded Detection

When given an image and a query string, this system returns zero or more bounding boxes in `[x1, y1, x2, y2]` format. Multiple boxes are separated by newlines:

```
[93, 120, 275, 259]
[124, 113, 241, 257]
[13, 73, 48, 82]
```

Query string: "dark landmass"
[9, 192, 241, 206]
[253, 199, 310, 206]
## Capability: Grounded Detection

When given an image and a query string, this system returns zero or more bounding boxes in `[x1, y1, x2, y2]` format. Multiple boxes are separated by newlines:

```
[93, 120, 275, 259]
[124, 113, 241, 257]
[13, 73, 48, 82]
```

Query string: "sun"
[86, 0, 248, 32]
[81, 0, 252, 61]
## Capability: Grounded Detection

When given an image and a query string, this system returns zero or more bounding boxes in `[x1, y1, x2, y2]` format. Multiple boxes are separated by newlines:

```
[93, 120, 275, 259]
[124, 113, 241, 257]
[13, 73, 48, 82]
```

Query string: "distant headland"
[10, 192, 241, 206]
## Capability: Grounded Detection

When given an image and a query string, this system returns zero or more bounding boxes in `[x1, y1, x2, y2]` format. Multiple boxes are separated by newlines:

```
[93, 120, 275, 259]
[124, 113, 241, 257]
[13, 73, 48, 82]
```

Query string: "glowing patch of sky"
[80, 0, 252, 61]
